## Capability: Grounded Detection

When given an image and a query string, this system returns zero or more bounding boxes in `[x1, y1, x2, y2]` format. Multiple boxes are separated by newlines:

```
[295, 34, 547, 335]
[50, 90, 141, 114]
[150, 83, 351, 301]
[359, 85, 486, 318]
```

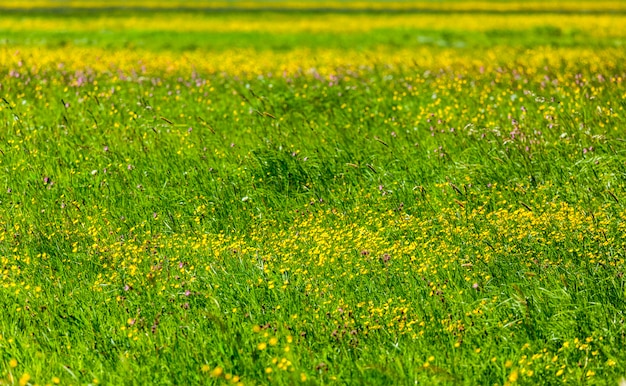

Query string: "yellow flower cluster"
[1, 45, 624, 79]
[1, 12, 625, 36]
[3, 193, 623, 335]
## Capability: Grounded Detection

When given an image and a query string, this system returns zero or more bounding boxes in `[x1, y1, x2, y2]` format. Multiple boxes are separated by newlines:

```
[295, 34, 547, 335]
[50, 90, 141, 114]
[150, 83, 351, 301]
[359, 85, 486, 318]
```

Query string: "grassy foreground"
[1, 2, 626, 385]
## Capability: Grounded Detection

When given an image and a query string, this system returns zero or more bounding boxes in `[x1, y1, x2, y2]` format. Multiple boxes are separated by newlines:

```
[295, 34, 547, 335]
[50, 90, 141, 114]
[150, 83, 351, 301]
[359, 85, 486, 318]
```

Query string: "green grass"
[2, 26, 619, 51]
[1, 7, 626, 386]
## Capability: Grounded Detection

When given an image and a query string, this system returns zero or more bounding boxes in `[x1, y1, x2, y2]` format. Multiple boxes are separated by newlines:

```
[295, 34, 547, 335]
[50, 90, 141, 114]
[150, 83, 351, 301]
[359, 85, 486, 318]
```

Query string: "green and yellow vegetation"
[1, 1, 626, 384]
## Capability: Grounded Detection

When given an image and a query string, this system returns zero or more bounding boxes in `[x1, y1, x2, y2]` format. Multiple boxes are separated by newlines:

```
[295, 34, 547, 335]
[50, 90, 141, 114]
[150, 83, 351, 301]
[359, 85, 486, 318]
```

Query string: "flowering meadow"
[1, 1, 626, 384]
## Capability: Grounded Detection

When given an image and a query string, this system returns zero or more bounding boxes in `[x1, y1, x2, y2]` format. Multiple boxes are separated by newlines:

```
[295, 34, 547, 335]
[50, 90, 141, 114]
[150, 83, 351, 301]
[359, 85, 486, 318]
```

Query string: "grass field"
[1, 1, 626, 385]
